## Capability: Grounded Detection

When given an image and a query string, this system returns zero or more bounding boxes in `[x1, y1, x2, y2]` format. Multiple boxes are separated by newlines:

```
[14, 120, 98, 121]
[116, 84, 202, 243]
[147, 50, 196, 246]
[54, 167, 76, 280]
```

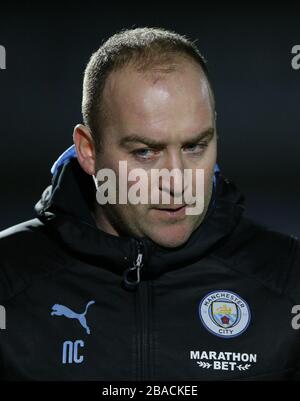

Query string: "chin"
[148, 224, 194, 248]
[156, 238, 189, 248]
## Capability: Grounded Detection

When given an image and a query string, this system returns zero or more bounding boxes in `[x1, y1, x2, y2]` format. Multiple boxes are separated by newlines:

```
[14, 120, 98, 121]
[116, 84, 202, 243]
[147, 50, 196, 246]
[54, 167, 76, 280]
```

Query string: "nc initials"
[62, 340, 85, 364]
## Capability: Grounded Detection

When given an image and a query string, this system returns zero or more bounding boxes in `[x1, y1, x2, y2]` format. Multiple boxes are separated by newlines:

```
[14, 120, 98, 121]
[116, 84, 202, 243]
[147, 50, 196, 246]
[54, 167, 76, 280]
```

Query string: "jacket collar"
[35, 150, 245, 280]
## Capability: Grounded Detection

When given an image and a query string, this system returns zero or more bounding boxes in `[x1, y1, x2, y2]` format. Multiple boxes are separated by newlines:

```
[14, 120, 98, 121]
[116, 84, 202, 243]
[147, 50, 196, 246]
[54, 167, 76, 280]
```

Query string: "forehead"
[101, 59, 214, 142]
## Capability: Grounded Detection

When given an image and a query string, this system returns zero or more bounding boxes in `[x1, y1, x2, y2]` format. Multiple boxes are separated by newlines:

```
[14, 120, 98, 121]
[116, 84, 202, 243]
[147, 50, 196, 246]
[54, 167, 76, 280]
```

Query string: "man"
[0, 27, 299, 381]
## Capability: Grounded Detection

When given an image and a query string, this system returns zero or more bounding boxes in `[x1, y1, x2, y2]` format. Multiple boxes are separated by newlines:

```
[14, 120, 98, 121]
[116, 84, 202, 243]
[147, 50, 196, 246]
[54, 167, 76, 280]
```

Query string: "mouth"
[151, 205, 187, 219]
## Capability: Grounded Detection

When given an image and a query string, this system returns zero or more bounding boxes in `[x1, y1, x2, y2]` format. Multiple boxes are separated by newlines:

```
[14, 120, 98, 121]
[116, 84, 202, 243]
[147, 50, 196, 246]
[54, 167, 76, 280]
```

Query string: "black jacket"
[0, 152, 299, 381]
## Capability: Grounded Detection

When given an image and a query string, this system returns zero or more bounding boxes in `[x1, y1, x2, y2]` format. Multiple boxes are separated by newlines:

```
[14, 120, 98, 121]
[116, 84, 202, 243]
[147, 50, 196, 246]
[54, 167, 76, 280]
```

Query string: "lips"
[151, 205, 187, 219]
[154, 205, 186, 211]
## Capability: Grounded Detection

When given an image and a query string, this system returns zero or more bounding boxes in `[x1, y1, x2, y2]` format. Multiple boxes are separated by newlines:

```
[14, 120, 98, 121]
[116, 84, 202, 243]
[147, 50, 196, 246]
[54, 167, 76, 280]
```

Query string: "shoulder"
[213, 216, 300, 302]
[0, 218, 66, 302]
[0, 217, 44, 243]
[0, 217, 55, 257]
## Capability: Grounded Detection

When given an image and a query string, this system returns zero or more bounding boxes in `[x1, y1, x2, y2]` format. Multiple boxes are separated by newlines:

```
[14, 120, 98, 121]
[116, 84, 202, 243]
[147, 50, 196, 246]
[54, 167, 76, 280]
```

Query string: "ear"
[73, 124, 96, 175]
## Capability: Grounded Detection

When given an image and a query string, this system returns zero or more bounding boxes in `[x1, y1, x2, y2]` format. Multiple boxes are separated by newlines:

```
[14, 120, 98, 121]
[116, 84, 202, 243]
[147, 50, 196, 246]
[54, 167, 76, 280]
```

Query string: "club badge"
[199, 290, 251, 338]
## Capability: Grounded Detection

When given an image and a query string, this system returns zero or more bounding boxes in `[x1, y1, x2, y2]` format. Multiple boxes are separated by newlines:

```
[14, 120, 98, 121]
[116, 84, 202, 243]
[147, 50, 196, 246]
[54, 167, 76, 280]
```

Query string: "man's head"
[74, 27, 218, 248]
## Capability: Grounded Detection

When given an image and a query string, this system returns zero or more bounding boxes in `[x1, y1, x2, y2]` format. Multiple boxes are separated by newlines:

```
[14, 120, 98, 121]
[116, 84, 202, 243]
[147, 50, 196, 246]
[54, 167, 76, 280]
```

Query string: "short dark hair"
[82, 27, 214, 150]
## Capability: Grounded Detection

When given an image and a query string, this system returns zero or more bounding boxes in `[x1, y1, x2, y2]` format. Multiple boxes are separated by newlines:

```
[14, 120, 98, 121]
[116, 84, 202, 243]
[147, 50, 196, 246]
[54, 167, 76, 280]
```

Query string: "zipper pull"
[123, 242, 144, 291]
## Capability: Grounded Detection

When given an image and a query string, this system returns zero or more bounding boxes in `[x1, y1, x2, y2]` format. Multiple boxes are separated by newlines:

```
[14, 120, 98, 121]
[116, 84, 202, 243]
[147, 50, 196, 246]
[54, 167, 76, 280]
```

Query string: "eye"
[183, 143, 208, 154]
[131, 148, 159, 160]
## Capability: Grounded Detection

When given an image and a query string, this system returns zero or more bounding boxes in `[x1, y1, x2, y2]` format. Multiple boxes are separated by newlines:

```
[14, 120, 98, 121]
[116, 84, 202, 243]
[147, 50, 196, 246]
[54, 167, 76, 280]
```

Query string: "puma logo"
[51, 300, 95, 334]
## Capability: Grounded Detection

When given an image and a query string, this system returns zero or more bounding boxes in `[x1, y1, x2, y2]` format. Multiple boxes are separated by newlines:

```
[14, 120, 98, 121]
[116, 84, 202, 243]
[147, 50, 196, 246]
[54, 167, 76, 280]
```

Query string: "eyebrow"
[119, 127, 215, 149]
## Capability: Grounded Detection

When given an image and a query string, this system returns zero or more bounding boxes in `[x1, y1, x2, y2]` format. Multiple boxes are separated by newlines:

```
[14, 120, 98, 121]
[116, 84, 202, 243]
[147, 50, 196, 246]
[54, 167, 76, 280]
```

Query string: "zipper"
[122, 239, 152, 380]
[137, 280, 151, 380]
[122, 239, 144, 291]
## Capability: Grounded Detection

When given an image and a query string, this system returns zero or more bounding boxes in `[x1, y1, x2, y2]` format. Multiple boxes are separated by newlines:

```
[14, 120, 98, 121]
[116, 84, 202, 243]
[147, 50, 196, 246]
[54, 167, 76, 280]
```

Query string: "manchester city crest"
[199, 290, 251, 338]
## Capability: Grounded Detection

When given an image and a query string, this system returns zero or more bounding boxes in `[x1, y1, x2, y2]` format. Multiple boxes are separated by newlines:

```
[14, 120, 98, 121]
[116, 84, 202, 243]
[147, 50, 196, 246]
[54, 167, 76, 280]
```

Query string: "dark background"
[0, 2, 299, 237]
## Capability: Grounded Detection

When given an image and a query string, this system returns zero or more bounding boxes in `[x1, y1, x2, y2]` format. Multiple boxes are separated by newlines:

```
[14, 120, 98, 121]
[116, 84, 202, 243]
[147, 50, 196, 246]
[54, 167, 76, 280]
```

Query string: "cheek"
[96, 143, 125, 170]
[188, 164, 214, 204]
[202, 145, 217, 184]
[118, 204, 148, 224]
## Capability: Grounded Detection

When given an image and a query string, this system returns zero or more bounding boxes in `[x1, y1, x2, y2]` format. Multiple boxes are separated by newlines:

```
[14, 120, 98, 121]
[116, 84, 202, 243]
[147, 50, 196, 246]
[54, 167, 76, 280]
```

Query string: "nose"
[159, 151, 185, 199]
